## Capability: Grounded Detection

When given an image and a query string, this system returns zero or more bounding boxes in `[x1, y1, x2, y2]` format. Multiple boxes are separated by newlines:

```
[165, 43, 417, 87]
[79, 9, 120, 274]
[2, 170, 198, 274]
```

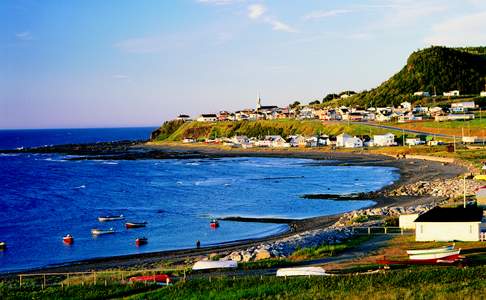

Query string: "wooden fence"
[17, 267, 188, 290]
[351, 226, 414, 236]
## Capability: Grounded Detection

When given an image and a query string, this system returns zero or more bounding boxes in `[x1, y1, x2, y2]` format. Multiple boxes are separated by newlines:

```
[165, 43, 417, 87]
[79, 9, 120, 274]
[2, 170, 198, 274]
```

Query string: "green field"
[3, 266, 486, 300]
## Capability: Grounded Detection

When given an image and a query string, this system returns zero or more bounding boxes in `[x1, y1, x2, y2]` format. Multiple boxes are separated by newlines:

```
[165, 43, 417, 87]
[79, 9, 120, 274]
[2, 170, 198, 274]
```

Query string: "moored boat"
[98, 215, 124, 222]
[0, 241, 6, 250]
[406, 244, 454, 255]
[63, 234, 74, 244]
[126, 221, 147, 229]
[192, 260, 237, 270]
[409, 249, 461, 260]
[276, 267, 329, 277]
[135, 237, 148, 246]
[210, 219, 219, 228]
[91, 228, 115, 235]
[128, 274, 171, 284]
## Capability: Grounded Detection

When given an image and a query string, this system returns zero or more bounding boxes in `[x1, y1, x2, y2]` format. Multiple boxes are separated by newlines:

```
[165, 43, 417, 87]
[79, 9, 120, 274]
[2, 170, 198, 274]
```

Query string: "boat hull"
[126, 222, 147, 229]
[129, 275, 170, 283]
[192, 260, 237, 270]
[406, 245, 454, 255]
[409, 249, 460, 260]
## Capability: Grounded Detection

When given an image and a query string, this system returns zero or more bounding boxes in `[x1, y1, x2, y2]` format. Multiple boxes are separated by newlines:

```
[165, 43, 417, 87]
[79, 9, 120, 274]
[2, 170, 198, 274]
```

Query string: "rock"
[229, 251, 242, 262]
[255, 249, 272, 261]
[241, 251, 254, 262]
[208, 253, 219, 260]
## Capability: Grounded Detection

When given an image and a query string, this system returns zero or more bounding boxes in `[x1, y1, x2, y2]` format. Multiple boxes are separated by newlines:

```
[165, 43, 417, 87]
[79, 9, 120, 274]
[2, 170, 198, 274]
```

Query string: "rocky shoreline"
[217, 173, 481, 263]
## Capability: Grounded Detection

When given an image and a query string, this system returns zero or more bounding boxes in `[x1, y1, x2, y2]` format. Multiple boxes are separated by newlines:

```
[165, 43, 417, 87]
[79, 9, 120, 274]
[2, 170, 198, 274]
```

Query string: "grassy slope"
[130, 266, 486, 300]
[153, 119, 407, 141]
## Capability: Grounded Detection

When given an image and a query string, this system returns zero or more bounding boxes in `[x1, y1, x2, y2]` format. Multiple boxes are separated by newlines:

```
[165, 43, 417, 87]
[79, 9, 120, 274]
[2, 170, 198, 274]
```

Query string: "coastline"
[0, 142, 468, 276]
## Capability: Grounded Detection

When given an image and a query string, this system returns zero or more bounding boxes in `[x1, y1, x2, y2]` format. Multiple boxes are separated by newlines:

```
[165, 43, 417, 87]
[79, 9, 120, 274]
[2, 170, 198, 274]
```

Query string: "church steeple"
[256, 92, 261, 110]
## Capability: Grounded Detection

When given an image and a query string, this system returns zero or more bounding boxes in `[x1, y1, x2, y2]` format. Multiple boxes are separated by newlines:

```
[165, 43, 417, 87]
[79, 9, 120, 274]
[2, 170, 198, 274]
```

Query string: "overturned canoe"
[192, 260, 237, 270]
[406, 244, 454, 255]
[276, 267, 328, 277]
[409, 249, 461, 260]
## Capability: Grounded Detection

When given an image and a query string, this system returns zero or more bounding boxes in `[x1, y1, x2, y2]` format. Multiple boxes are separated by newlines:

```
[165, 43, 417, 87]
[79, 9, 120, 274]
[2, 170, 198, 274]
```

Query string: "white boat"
[192, 260, 238, 270]
[409, 249, 461, 260]
[276, 267, 329, 277]
[406, 244, 455, 255]
[91, 228, 115, 235]
[98, 215, 124, 222]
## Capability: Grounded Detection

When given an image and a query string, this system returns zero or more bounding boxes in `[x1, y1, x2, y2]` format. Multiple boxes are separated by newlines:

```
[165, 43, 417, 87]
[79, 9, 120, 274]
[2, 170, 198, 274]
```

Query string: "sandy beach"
[0, 143, 467, 277]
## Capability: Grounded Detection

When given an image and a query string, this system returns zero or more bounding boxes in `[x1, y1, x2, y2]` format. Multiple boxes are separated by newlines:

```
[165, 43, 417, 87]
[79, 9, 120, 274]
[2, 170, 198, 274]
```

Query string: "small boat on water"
[409, 249, 461, 261]
[126, 221, 147, 229]
[276, 267, 329, 277]
[129, 274, 171, 284]
[135, 237, 148, 246]
[98, 215, 124, 222]
[210, 219, 219, 228]
[63, 234, 74, 244]
[0, 241, 6, 250]
[192, 260, 237, 270]
[91, 228, 115, 235]
[406, 244, 455, 255]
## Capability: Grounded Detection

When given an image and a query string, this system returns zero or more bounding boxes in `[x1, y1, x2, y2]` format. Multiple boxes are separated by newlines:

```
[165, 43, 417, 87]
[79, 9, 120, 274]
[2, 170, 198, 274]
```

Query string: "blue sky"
[1, 0, 486, 129]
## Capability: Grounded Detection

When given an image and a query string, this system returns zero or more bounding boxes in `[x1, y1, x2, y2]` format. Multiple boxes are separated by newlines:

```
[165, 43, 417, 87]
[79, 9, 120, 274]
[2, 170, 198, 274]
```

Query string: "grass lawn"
[393, 117, 486, 137]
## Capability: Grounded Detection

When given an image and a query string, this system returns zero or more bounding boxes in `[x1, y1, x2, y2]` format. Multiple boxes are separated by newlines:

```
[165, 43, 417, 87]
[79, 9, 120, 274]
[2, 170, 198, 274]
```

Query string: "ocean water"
[0, 128, 399, 273]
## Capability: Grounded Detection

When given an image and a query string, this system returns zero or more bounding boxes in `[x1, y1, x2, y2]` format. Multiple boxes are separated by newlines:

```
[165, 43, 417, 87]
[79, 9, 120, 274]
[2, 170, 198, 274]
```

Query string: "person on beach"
[196, 240, 201, 249]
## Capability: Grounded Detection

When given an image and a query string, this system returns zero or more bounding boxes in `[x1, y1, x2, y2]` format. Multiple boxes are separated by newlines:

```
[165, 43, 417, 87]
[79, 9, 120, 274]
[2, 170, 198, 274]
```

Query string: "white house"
[400, 101, 412, 110]
[406, 138, 424, 146]
[414, 206, 484, 242]
[481, 91, 486, 97]
[399, 214, 419, 230]
[176, 114, 191, 121]
[299, 106, 316, 119]
[443, 90, 460, 97]
[336, 133, 351, 147]
[344, 137, 363, 148]
[373, 133, 396, 147]
[197, 114, 218, 122]
[413, 91, 430, 97]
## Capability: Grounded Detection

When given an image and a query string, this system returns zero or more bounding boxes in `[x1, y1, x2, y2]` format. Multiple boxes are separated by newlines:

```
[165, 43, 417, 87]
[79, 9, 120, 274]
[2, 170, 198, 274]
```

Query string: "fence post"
[368, 227, 371, 235]
[384, 227, 387, 234]
[43, 274, 46, 289]
[67, 274, 70, 287]
[401, 228, 403, 235]
[94, 272, 97, 285]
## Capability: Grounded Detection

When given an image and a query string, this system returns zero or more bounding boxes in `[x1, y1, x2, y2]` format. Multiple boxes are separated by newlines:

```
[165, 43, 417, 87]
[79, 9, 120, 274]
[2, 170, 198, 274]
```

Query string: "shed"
[414, 206, 484, 241]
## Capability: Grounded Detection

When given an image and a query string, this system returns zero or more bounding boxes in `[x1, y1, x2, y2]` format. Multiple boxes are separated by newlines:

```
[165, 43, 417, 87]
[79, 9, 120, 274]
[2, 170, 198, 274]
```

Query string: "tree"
[289, 101, 301, 108]
[309, 100, 320, 105]
[323, 94, 339, 102]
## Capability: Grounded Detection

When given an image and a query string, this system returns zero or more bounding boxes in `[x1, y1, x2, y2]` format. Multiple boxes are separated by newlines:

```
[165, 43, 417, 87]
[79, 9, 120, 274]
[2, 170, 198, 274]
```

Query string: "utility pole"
[402, 128, 405, 146]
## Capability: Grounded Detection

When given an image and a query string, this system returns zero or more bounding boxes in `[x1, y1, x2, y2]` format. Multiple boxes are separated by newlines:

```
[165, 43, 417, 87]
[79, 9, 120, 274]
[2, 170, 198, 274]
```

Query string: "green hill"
[332, 46, 486, 107]
[150, 119, 406, 141]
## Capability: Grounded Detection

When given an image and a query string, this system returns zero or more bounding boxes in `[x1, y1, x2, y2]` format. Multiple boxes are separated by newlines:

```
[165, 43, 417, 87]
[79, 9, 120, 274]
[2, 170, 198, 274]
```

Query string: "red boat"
[63, 234, 74, 244]
[128, 274, 171, 284]
[135, 237, 148, 246]
[125, 222, 147, 229]
[210, 219, 219, 228]
[377, 254, 463, 265]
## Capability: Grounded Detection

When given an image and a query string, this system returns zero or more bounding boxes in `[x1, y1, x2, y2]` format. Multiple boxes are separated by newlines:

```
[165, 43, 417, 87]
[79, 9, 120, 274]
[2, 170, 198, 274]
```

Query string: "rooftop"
[414, 206, 483, 223]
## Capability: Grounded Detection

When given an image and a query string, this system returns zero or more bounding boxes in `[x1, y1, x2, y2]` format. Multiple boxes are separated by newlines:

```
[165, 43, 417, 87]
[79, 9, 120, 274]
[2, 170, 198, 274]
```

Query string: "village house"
[414, 206, 484, 242]
[196, 114, 218, 122]
[406, 137, 425, 146]
[336, 133, 363, 148]
[176, 114, 191, 121]
[373, 133, 397, 147]
[451, 101, 475, 113]
[443, 90, 460, 97]
[413, 91, 430, 97]
[435, 114, 475, 122]
[298, 106, 316, 119]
